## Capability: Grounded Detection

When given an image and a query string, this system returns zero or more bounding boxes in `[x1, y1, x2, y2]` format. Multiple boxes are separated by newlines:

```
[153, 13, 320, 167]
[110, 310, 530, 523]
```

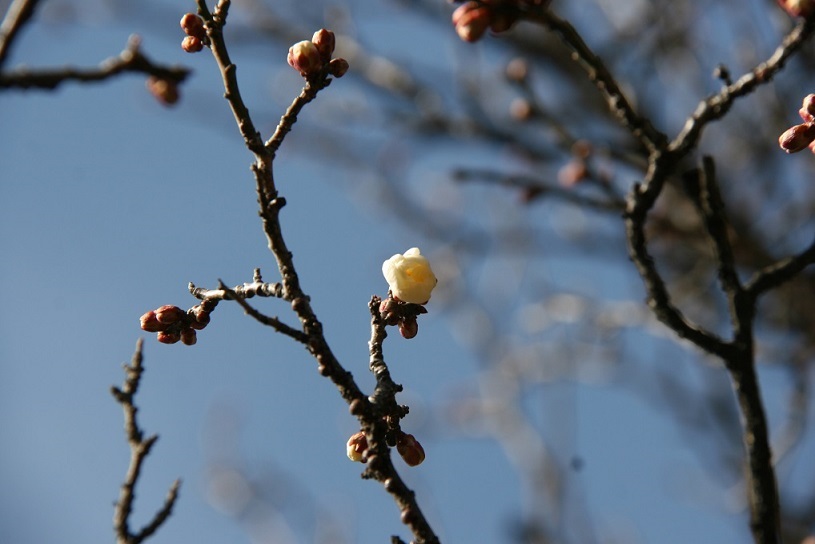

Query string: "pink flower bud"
[180, 327, 197, 346]
[139, 311, 166, 333]
[181, 35, 204, 53]
[379, 298, 401, 326]
[311, 29, 336, 61]
[288, 40, 323, 77]
[346, 431, 368, 462]
[398, 318, 419, 339]
[777, 0, 815, 18]
[157, 331, 181, 344]
[396, 433, 425, 467]
[800, 94, 815, 124]
[328, 58, 349, 78]
[452, 2, 491, 43]
[180, 13, 206, 40]
[155, 305, 186, 325]
[779, 123, 815, 153]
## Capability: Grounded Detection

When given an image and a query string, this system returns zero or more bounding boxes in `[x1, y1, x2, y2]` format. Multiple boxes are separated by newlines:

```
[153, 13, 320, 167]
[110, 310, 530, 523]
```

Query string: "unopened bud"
[505, 58, 528, 82]
[311, 29, 335, 61]
[800, 94, 815, 123]
[396, 433, 425, 467]
[452, 2, 491, 43]
[155, 305, 186, 325]
[181, 35, 204, 53]
[379, 298, 401, 326]
[140, 310, 166, 332]
[346, 431, 368, 462]
[328, 58, 349, 78]
[157, 331, 181, 344]
[288, 40, 323, 77]
[180, 327, 197, 346]
[398, 318, 418, 339]
[146, 77, 180, 106]
[180, 13, 206, 40]
[779, 123, 815, 153]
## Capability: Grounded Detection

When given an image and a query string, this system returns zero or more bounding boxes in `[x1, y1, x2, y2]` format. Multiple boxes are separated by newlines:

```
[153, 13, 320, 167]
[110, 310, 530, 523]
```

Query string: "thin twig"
[0, 0, 41, 67]
[111, 339, 180, 544]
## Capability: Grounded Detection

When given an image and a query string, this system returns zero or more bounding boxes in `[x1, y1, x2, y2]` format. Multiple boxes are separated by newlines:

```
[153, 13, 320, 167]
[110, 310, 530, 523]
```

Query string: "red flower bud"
[155, 305, 186, 325]
[180, 327, 197, 346]
[396, 433, 425, 467]
[800, 94, 815, 124]
[777, 0, 815, 18]
[180, 13, 206, 40]
[398, 317, 419, 339]
[779, 123, 815, 153]
[139, 310, 166, 332]
[452, 2, 491, 43]
[181, 35, 204, 53]
[157, 331, 181, 344]
[311, 29, 336, 61]
[146, 77, 180, 106]
[328, 58, 349, 78]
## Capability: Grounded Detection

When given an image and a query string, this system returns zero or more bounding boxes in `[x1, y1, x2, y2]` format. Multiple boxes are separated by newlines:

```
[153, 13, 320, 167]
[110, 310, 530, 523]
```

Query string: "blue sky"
[2, 1, 814, 543]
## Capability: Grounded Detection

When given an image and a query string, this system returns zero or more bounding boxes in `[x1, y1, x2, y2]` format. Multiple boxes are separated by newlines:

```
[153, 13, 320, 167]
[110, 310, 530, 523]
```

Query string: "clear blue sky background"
[2, 1, 813, 543]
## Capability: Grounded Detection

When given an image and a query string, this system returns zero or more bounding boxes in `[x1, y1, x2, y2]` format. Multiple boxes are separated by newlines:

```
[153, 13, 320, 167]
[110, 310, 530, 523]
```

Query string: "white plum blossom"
[382, 248, 438, 304]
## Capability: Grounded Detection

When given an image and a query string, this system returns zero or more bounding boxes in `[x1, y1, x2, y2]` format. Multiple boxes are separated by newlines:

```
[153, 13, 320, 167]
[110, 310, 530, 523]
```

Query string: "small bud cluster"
[287, 29, 349, 80]
[452, 0, 551, 43]
[777, 0, 815, 18]
[779, 94, 815, 154]
[179, 13, 207, 53]
[346, 430, 425, 467]
[139, 299, 217, 346]
[379, 297, 427, 340]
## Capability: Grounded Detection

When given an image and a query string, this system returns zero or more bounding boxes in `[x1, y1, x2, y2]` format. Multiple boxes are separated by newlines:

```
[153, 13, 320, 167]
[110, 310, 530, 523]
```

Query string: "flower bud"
[382, 247, 437, 304]
[157, 331, 181, 344]
[180, 327, 197, 346]
[311, 29, 335, 61]
[779, 123, 815, 153]
[452, 2, 491, 43]
[140, 311, 166, 332]
[777, 0, 815, 18]
[379, 298, 401, 326]
[155, 305, 186, 325]
[288, 40, 323, 77]
[398, 318, 419, 339]
[180, 13, 205, 40]
[396, 433, 425, 467]
[328, 58, 349, 78]
[181, 35, 204, 53]
[146, 77, 179, 106]
[800, 94, 815, 124]
[505, 58, 528, 82]
[346, 431, 368, 462]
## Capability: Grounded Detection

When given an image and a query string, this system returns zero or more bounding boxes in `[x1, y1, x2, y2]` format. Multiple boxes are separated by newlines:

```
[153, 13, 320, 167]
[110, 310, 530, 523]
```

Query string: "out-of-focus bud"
[180, 13, 206, 40]
[181, 35, 204, 53]
[146, 77, 180, 106]
[489, 10, 518, 33]
[510, 98, 533, 121]
[180, 327, 197, 346]
[398, 318, 419, 340]
[346, 431, 368, 462]
[382, 248, 438, 304]
[396, 433, 425, 467]
[157, 331, 181, 344]
[155, 305, 186, 325]
[779, 123, 815, 153]
[311, 29, 336, 61]
[328, 58, 349, 78]
[777, 0, 815, 18]
[505, 57, 528, 82]
[452, 2, 491, 43]
[558, 160, 589, 188]
[800, 94, 815, 123]
[140, 310, 166, 332]
[288, 40, 323, 77]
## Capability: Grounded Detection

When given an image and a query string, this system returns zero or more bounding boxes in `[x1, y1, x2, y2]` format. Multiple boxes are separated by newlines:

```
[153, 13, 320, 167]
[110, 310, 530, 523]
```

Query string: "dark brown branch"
[0, 0, 41, 67]
[670, 18, 815, 156]
[745, 238, 815, 299]
[215, 279, 309, 343]
[111, 339, 180, 544]
[0, 35, 189, 90]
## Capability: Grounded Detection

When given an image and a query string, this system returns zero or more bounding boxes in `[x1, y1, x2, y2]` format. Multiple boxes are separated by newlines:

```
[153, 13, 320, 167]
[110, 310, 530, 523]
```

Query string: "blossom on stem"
[288, 40, 323, 78]
[382, 248, 438, 304]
